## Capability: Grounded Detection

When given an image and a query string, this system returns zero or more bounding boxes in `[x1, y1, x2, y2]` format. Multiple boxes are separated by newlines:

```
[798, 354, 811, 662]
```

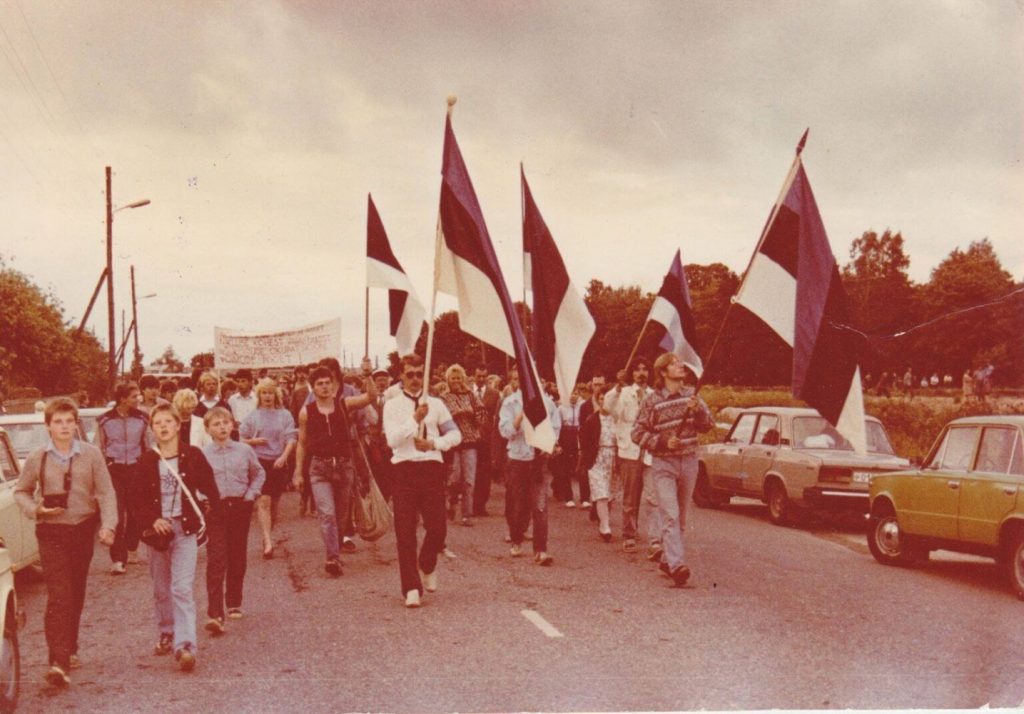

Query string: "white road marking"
[521, 609, 564, 638]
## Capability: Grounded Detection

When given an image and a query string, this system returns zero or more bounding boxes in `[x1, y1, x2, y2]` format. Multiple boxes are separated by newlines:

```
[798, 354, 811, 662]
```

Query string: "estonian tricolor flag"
[433, 111, 556, 453]
[733, 132, 867, 453]
[366, 194, 426, 356]
[644, 249, 703, 378]
[521, 166, 595, 405]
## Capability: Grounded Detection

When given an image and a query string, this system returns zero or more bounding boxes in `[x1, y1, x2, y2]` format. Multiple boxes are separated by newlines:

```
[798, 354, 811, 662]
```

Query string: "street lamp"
[105, 165, 150, 393]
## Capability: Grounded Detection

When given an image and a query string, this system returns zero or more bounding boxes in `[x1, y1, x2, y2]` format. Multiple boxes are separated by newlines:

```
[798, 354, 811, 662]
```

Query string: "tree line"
[2, 232, 1021, 403]
[408, 232, 1023, 390]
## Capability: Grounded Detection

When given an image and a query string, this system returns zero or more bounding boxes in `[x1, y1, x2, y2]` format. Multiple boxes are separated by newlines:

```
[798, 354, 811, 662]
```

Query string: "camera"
[42, 493, 69, 510]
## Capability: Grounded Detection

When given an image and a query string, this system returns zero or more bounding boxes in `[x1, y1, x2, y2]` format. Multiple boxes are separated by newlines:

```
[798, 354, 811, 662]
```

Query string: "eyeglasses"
[404, 370, 425, 378]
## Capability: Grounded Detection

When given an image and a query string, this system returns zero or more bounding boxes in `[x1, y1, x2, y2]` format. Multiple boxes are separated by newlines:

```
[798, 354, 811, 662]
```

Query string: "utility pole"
[105, 166, 115, 393]
[120, 309, 126, 375]
[131, 265, 140, 376]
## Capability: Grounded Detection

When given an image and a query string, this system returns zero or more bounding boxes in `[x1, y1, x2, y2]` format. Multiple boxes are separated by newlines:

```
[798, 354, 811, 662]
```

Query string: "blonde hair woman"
[172, 389, 212, 450]
[441, 364, 486, 525]
[239, 378, 297, 558]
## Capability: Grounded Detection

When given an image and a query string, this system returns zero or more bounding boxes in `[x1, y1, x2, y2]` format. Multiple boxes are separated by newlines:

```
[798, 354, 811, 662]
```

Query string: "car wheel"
[1005, 528, 1024, 601]
[766, 480, 792, 526]
[0, 604, 19, 714]
[867, 503, 922, 567]
[694, 470, 732, 509]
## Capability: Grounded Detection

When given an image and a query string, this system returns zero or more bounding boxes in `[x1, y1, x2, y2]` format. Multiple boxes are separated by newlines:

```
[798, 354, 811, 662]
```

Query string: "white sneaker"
[110, 562, 126, 575]
[510, 543, 523, 558]
[580, 501, 592, 508]
[442, 547, 458, 560]
[420, 569, 438, 592]
[565, 500, 576, 508]
[404, 590, 421, 608]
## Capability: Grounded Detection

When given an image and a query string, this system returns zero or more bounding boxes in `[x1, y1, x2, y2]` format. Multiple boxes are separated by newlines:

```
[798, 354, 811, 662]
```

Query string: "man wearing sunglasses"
[382, 354, 462, 608]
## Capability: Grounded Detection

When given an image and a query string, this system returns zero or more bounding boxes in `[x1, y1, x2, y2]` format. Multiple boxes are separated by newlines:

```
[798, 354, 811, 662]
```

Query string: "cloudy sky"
[0, 1, 1021, 367]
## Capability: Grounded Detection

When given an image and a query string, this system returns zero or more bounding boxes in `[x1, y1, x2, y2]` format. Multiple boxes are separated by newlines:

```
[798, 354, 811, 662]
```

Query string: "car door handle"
[947, 480, 960, 490]
[1004, 487, 1018, 496]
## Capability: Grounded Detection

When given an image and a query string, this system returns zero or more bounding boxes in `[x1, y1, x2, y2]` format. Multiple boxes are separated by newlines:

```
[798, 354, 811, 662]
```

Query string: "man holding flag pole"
[616, 249, 705, 559]
[423, 96, 561, 565]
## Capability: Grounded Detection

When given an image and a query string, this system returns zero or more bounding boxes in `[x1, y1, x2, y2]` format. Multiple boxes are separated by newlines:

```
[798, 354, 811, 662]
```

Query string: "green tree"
[579, 280, 653, 382]
[840, 230, 919, 376]
[153, 346, 186, 373]
[685, 262, 740, 359]
[915, 239, 1020, 382]
[190, 352, 215, 370]
[0, 256, 108, 400]
[842, 230, 917, 334]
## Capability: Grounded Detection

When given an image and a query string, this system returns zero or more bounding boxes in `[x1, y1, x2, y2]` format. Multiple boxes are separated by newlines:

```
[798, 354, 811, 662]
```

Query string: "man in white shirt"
[554, 391, 582, 505]
[604, 358, 657, 555]
[382, 354, 462, 608]
[228, 369, 258, 426]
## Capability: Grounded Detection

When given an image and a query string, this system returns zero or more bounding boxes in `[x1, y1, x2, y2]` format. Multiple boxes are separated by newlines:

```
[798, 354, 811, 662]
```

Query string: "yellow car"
[868, 415, 1024, 600]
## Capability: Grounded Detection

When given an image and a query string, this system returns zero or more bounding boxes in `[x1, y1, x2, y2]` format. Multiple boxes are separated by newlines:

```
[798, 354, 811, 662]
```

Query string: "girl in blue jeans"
[132, 404, 220, 671]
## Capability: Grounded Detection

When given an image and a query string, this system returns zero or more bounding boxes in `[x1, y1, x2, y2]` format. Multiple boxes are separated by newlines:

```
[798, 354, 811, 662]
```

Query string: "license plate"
[852, 472, 872, 484]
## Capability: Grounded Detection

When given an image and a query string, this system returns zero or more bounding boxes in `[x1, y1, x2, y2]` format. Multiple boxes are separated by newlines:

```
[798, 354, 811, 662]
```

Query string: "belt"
[311, 455, 349, 464]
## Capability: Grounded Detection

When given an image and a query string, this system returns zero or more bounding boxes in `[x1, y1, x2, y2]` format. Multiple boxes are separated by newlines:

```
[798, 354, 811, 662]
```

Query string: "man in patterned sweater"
[631, 352, 713, 587]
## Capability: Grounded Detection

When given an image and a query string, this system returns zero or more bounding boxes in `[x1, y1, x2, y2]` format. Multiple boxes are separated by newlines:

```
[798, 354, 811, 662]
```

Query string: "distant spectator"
[902, 368, 914, 399]
[962, 369, 975, 402]
[139, 375, 168, 416]
[159, 379, 178, 404]
[220, 378, 238, 404]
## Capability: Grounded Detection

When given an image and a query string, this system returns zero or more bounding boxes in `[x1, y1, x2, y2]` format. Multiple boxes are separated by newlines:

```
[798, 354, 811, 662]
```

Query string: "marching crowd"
[12, 351, 712, 690]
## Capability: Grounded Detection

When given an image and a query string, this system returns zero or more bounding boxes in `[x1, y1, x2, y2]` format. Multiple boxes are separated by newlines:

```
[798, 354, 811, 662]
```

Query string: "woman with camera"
[130, 403, 220, 672]
[14, 398, 117, 689]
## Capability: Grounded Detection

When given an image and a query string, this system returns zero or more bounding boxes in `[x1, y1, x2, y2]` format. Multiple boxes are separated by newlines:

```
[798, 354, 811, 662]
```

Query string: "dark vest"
[306, 402, 351, 458]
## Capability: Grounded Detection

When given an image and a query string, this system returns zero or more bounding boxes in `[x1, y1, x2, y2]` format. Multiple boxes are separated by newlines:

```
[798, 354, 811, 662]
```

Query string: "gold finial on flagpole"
[447, 94, 458, 115]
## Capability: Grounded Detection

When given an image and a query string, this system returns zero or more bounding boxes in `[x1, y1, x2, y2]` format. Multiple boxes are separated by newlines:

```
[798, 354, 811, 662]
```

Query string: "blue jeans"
[149, 520, 198, 653]
[447, 448, 477, 519]
[309, 456, 355, 559]
[650, 454, 698, 570]
[641, 465, 662, 547]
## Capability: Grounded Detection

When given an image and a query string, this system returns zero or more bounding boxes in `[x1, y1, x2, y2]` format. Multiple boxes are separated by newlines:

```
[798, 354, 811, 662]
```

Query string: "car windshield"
[4, 422, 50, 460]
[792, 416, 895, 455]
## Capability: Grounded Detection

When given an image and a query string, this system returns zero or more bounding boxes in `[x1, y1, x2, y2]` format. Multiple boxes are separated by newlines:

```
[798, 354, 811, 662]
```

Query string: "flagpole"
[520, 163, 529, 353]
[364, 286, 369, 359]
[623, 320, 649, 372]
[696, 128, 809, 392]
[422, 95, 457, 412]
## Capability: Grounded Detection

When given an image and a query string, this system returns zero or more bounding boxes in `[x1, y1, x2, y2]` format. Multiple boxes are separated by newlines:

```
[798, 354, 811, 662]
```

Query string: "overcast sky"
[0, 1, 1021, 367]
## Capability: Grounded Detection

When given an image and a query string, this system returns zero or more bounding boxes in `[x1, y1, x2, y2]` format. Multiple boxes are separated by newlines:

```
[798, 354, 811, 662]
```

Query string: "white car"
[0, 540, 20, 712]
[0, 429, 40, 573]
[0, 408, 103, 467]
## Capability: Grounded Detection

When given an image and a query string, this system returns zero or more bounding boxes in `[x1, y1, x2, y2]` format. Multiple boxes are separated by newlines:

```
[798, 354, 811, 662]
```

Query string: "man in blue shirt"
[498, 368, 561, 566]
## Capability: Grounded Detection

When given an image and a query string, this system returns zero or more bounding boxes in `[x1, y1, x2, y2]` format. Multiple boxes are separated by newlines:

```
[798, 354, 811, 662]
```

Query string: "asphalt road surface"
[13, 487, 1024, 712]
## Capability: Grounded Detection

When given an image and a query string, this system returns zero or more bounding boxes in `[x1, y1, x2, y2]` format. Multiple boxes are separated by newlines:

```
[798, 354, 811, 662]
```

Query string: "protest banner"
[214, 318, 342, 369]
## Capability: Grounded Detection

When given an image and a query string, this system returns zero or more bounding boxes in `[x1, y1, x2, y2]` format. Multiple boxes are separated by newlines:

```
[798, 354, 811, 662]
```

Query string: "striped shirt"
[631, 387, 712, 457]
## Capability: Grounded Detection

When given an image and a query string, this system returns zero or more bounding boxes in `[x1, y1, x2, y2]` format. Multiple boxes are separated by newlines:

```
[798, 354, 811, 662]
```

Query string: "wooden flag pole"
[421, 95, 458, 414]
[363, 286, 369, 359]
[623, 319, 649, 373]
[696, 128, 809, 394]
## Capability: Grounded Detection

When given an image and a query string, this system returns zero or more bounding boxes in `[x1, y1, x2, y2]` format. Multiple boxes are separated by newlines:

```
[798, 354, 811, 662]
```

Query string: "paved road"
[13, 488, 1024, 712]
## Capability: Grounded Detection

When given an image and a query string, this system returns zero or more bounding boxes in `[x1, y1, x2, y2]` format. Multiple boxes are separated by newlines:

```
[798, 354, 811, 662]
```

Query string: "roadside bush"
[697, 385, 1024, 461]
